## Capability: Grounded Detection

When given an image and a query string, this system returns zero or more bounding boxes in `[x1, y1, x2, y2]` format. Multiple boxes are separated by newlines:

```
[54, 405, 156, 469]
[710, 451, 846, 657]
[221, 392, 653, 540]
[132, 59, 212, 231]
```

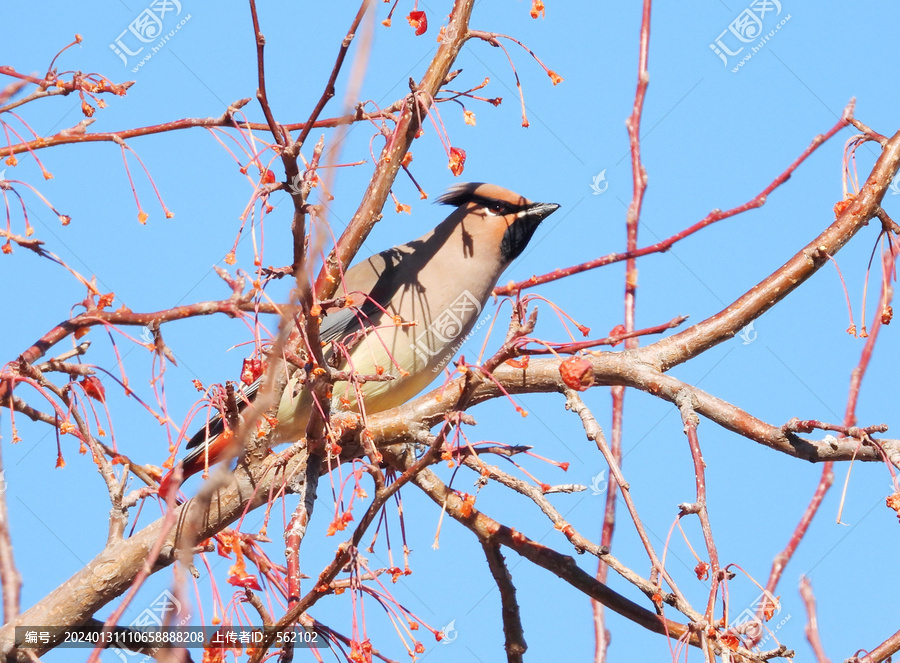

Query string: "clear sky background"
[2, 1, 899, 661]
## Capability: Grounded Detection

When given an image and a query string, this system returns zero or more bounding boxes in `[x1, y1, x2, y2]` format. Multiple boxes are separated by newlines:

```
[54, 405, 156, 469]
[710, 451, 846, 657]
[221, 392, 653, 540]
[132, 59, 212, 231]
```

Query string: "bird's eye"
[486, 201, 507, 216]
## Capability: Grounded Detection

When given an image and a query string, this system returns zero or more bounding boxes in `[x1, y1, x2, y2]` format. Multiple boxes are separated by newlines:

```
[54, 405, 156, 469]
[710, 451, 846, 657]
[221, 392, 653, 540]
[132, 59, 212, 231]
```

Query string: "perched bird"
[160, 183, 559, 494]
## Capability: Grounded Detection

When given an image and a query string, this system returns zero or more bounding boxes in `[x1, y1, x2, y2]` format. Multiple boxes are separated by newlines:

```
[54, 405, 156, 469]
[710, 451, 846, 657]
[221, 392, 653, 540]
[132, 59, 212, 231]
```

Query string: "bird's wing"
[184, 251, 395, 452]
[318, 305, 364, 345]
[317, 248, 400, 343]
[184, 381, 259, 450]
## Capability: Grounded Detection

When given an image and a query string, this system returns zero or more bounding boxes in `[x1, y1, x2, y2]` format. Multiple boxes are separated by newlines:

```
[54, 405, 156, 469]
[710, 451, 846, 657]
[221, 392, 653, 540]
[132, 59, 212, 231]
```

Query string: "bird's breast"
[333, 280, 492, 414]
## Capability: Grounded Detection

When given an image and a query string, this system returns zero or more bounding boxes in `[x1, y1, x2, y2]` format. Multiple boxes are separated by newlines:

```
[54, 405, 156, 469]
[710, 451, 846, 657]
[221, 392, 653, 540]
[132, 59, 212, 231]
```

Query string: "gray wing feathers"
[184, 258, 383, 453]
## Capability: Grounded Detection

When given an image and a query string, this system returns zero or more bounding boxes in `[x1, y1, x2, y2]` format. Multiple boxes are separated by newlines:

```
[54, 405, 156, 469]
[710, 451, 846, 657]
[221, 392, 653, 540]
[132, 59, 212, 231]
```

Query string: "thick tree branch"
[366, 354, 896, 465]
[0, 451, 304, 660]
[640, 127, 900, 372]
[314, 0, 476, 300]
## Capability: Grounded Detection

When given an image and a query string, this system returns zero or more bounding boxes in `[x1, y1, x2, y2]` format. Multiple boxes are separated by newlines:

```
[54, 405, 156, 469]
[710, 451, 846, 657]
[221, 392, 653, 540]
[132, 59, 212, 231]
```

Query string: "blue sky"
[2, 1, 899, 661]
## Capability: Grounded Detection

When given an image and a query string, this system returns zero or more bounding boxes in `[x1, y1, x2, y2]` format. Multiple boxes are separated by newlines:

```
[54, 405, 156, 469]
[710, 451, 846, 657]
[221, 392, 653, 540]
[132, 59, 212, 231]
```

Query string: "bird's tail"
[158, 430, 234, 498]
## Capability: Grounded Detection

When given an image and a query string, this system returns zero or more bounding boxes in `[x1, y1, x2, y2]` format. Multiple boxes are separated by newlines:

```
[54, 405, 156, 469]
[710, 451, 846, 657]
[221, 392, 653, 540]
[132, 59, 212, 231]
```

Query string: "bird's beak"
[500, 201, 560, 263]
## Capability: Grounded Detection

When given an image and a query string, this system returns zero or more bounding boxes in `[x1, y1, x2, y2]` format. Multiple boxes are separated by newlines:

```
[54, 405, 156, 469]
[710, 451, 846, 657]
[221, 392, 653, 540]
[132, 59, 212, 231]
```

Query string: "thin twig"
[293, 0, 372, 152]
[247, 0, 286, 147]
[799, 577, 830, 663]
[481, 541, 527, 662]
[566, 392, 695, 619]
[386, 446, 705, 649]
[675, 389, 720, 628]
[495, 107, 855, 297]
[314, 0, 477, 301]
[0, 441, 21, 623]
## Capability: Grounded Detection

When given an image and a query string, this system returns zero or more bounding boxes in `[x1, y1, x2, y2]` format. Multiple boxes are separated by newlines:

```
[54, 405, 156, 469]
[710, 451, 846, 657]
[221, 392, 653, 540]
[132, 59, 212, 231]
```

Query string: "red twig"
[2, 103, 399, 158]
[675, 390, 720, 626]
[842, 251, 898, 663]
[521, 315, 687, 355]
[761, 463, 832, 620]
[293, 0, 371, 153]
[595, 3, 651, 660]
[760, 230, 896, 646]
[0, 444, 20, 623]
[0, 296, 273, 407]
[247, 0, 286, 148]
[799, 576, 831, 663]
[495, 106, 854, 297]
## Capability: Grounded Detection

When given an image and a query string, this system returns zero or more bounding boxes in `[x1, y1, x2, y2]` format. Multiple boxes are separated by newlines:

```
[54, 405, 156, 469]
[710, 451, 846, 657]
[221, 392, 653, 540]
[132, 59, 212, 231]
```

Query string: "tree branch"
[314, 0, 476, 301]
[641, 126, 900, 373]
[481, 541, 527, 662]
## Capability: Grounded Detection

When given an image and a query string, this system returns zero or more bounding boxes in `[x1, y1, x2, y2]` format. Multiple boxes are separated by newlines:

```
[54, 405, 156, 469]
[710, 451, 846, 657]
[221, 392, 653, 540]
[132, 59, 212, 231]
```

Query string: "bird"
[159, 183, 559, 495]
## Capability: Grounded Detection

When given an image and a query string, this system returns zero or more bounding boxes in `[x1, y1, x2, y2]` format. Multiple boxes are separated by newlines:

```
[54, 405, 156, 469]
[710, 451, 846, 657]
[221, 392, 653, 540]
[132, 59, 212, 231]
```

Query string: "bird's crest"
[436, 182, 488, 207]
[436, 182, 530, 211]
